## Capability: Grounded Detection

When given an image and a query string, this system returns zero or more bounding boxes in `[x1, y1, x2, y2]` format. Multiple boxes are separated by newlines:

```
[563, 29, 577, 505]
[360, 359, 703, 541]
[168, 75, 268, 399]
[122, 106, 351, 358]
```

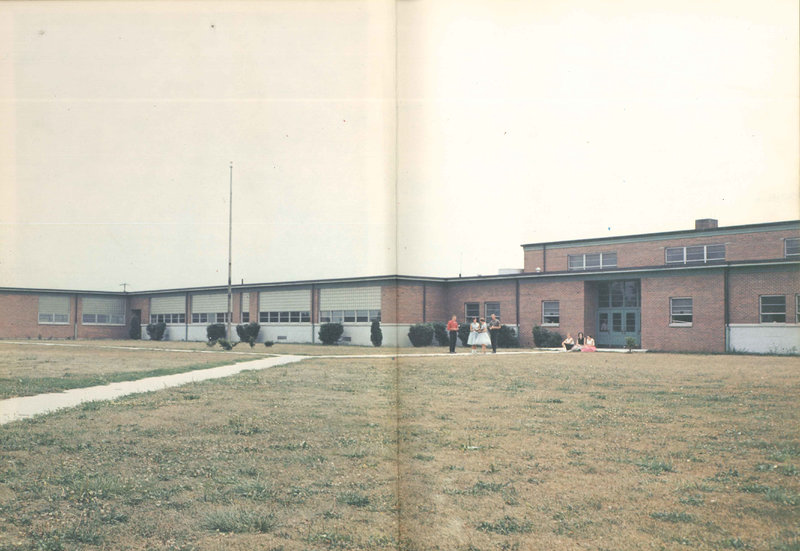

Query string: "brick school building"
[1, 219, 798, 354]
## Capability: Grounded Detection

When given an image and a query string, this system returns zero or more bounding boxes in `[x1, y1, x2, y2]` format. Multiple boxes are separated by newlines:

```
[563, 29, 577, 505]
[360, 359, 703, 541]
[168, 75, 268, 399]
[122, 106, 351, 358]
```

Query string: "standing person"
[446, 315, 459, 353]
[467, 317, 480, 353]
[476, 317, 492, 354]
[488, 313, 502, 353]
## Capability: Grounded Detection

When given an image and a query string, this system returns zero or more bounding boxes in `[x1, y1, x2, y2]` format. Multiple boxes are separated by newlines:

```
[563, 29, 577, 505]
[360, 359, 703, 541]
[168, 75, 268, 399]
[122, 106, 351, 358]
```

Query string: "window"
[670, 298, 693, 326]
[151, 313, 185, 324]
[760, 295, 786, 323]
[484, 302, 501, 319]
[465, 302, 480, 321]
[260, 310, 311, 323]
[598, 313, 609, 332]
[612, 312, 622, 332]
[191, 313, 228, 324]
[542, 301, 559, 325]
[796, 295, 800, 323]
[786, 238, 800, 258]
[665, 244, 725, 264]
[241, 312, 250, 323]
[39, 295, 70, 324]
[82, 297, 125, 325]
[598, 281, 640, 308]
[568, 252, 617, 271]
[625, 312, 636, 332]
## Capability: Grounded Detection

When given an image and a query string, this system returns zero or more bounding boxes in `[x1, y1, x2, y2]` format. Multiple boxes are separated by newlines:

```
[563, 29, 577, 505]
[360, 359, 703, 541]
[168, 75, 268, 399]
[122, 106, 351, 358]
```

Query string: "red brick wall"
[523, 248, 545, 273]
[0, 293, 74, 339]
[423, 283, 448, 323]
[445, 280, 518, 325]
[525, 228, 799, 272]
[518, 279, 585, 346]
[641, 272, 725, 353]
[728, 266, 800, 324]
[0, 293, 133, 340]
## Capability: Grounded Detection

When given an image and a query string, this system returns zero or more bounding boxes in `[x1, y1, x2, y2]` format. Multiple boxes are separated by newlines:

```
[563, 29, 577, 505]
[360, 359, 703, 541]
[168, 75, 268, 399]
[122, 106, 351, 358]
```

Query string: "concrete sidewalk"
[0, 355, 305, 425]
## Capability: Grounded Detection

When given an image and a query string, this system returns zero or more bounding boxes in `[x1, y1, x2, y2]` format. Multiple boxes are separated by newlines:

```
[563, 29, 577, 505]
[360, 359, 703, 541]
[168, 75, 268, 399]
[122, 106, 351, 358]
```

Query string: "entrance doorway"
[595, 280, 640, 348]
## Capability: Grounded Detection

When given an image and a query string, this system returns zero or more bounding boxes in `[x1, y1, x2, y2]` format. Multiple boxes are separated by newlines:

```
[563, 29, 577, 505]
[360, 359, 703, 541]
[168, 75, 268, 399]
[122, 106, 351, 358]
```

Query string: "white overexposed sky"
[0, 0, 797, 291]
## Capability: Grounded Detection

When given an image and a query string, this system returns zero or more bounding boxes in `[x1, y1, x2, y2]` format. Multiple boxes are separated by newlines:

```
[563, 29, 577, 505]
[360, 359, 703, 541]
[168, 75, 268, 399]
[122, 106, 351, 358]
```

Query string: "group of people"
[446, 314, 502, 354]
[561, 331, 597, 352]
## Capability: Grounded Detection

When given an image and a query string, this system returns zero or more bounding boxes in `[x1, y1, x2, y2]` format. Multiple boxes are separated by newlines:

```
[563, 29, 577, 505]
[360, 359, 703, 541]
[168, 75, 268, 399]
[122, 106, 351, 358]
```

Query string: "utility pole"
[120, 283, 130, 292]
[227, 162, 233, 342]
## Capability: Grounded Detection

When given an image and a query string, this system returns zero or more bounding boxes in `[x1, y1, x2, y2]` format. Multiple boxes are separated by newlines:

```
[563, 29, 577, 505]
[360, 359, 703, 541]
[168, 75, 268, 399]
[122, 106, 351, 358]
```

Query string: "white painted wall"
[728, 324, 800, 354]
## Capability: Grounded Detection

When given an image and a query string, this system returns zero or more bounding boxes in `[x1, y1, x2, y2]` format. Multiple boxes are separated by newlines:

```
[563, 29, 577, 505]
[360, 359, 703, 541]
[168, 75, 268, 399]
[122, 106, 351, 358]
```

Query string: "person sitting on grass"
[581, 335, 597, 352]
[562, 333, 574, 351]
[569, 331, 585, 352]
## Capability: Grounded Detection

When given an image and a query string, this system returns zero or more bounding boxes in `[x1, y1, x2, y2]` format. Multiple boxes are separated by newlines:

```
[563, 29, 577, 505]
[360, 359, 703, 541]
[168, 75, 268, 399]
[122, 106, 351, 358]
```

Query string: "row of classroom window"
[37, 294, 800, 327]
[149, 309, 381, 325]
[565, 239, 799, 271]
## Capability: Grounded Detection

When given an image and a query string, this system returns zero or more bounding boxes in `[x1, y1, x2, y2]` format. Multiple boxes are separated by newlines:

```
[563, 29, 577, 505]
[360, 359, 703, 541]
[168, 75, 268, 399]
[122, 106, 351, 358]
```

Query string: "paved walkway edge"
[0, 355, 305, 426]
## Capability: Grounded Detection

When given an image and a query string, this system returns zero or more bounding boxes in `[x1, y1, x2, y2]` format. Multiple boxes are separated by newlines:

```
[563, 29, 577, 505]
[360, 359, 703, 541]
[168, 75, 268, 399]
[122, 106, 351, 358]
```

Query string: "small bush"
[458, 323, 471, 346]
[625, 336, 637, 351]
[532, 325, 562, 348]
[431, 322, 449, 346]
[236, 322, 261, 347]
[207, 323, 227, 344]
[263, 341, 274, 347]
[128, 314, 141, 340]
[319, 323, 344, 345]
[217, 338, 234, 351]
[146, 322, 166, 341]
[408, 323, 434, 347]
[370, 320, 383, 347]
[497, 325, 519, 348]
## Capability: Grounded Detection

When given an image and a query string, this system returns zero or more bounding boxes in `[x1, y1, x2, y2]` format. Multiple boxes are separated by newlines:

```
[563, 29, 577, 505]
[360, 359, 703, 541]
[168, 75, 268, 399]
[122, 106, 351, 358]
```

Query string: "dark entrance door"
[596, 280, 640, 348]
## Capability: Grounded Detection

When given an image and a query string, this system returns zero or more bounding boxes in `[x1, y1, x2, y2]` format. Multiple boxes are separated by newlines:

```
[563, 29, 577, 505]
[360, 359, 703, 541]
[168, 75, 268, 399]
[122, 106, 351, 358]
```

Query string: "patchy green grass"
[0, 349, 798, 550]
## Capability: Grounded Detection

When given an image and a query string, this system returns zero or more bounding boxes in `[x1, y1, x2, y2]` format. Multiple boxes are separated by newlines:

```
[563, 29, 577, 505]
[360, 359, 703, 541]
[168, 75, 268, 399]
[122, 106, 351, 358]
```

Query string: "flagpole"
[227, 162, 233, 342]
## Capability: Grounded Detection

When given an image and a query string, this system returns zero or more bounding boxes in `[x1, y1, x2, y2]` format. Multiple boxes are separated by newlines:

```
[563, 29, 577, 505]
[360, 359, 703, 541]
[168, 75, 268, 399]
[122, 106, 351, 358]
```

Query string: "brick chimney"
[695, 218, 718, 230]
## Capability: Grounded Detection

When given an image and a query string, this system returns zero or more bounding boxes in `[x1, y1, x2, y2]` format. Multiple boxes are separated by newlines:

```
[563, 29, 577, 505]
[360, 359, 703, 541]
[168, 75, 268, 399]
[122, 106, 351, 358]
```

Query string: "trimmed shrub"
[370, 320, 383, 347]
[217, 338, 234, 351]
[458, 323, 471, 346]
[319, 323, 344, 345]
[408, 324, 434, 347]
[497, 325, 519, 348]
[532, 325, 562, 348]
[207, 323, 227, 344]
[431, 322, 448, 347]
[129, 314, 141, 340]
[263, 341, 274, 347]
[236, 322, 261, 347]
[625, 336, 637, 351]
[146, 322, 166, 341]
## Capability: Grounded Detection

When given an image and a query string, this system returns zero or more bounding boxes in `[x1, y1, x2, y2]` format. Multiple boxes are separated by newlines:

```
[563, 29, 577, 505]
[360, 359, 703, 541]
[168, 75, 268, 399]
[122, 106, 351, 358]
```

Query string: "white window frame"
[542, 301, 560, 326]
[464, 302, 480, 322]
[38, 296, 71, 325]
[316, 310, 374, 324]
[484, 302, 501, 319]
[665, 244, 725, 264]
[669, 297, 693, 327]
[567, 252, 617, 271]
[150, 313, 185, 324]
[759, 295, 786, 323]
[785, 238, 800, 258]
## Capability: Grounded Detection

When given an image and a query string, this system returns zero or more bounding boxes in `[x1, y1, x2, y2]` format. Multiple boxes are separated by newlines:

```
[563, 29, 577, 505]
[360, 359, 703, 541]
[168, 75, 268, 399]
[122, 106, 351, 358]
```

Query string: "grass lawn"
[0, 348, 798, 550]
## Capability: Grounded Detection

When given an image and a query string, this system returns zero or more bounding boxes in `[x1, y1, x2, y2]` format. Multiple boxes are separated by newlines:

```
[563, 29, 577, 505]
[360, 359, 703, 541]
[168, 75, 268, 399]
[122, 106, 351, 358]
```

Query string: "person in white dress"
[467, 317, 480, 353]
[474, 317, 491, 353]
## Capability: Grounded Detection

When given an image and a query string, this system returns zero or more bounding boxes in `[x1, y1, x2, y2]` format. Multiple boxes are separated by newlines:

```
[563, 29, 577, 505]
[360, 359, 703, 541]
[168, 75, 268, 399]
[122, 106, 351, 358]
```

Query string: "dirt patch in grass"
[0, 352, 798, 550]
